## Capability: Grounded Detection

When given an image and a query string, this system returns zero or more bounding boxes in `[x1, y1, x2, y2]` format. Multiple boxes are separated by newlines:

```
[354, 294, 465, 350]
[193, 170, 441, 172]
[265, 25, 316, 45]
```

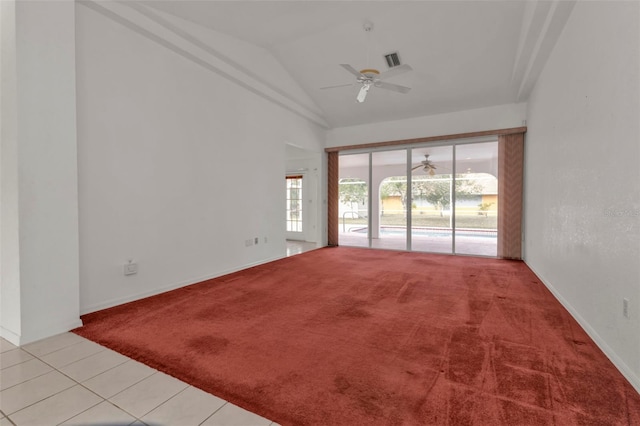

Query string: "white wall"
[140, 5, 324, 126]
[326, 103, 526, 148]
[75, 2, 325, 313]
[524, 1, 640, 390]
[0, 0, 21, 342]
[1, 0, 81, 345]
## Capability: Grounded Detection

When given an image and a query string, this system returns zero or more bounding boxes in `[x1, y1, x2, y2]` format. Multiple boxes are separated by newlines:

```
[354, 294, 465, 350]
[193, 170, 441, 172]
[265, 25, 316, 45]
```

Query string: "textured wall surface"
[524, 1, 640, 389]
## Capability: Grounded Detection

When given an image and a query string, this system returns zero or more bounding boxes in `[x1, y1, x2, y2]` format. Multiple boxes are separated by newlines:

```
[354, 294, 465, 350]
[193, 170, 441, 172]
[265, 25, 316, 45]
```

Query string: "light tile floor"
[0, 334, 279, 426]
[285, 240, 318, 257]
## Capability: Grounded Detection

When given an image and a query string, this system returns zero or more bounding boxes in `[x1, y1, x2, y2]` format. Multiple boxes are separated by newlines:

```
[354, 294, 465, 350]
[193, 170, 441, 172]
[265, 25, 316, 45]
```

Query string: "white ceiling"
[142, 1, 573, 128]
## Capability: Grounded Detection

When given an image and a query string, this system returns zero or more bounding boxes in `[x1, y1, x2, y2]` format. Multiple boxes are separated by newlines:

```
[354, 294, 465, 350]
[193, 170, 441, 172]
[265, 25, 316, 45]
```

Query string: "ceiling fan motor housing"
[359, 69, 380, 78]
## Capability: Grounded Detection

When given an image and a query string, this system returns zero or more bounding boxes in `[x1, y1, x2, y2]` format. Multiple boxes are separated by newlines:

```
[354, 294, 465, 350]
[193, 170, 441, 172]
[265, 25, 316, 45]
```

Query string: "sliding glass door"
[410, 146, 454, 253]
[338, 153, 369, 247]
[373, 150, 407, 250]
[454, 142, 498, 256]
[337, 139, 499, 257]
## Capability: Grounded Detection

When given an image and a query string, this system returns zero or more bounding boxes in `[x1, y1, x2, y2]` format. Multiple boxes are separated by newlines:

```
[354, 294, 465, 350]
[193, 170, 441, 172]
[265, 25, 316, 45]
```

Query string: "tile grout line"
[3, 336, 275, 425]
[0, 340, 19, 355]
[3, 335, 178, 425]
[21, 338, 87, 359]
[3, 341, 128, 423]
[198, 401, 230, 426]
[128, 380, 193, 422]
[0, 348, 35, 370]
[58, 339, 241, 423]
[103, 370, 160, 400]
[54, 398, 104, 426]
[10, 347, 146, 425]
[35, 344, 156, 399]
[62, 356, 131, 384]
[2, 371, 77, 417]
[56, 368, 160, 422]
[24, 341, 109, 371]
[0, 359, 54, 392]
[3, 416, 17, 426]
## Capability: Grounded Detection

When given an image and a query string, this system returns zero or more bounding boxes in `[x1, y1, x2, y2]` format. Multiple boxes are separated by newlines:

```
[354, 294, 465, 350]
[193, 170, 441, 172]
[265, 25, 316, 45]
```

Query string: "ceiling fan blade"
[377, 64, 413, 80]
[376, 81, 411, 94]
[340, 64, 364, 78]
[320, 83, 354, 90]
[356, 85, 370, 103]
[411, 165, 423, 170]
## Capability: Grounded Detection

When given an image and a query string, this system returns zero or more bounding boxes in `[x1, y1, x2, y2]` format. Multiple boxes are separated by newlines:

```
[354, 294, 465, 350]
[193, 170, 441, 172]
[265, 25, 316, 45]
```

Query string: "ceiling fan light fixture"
[356, 84, 371, 103]
[320, 23, 412, 103]
[359, 69, 380, 76]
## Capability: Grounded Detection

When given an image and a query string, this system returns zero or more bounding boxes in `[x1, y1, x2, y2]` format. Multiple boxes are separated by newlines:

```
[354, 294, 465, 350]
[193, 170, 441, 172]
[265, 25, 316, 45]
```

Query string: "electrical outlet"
[254, 237, 259, 245]
[124, 261, 138, 276]
[623, 298, 630, 319]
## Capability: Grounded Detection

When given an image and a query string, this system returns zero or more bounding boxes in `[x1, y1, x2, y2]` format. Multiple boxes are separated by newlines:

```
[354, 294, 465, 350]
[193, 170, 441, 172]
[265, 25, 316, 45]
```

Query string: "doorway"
[286, 175, 304, 239]
[285, 144, 321, 244]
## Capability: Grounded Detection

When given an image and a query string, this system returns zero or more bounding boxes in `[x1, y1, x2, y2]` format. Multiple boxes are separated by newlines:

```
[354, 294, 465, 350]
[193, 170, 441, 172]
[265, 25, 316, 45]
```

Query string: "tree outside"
[380, 177, 409, 213]
[340, 175, 496, 229]
[413, 175, 482, 216]
[338, 178, 367, 218]
[380, 175, 483, 216]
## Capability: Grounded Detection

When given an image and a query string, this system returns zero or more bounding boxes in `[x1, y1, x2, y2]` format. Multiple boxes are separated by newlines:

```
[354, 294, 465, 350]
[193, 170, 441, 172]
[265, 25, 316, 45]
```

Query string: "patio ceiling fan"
[412, 154, 437, 176]
[320, 22, 412, 103]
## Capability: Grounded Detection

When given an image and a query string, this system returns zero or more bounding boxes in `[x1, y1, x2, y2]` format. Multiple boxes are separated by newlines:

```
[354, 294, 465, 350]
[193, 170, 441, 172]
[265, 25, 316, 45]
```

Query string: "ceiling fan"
[412, 154, 437, 176]
[321, 63, 413, 103]
[320, 22, 412, 103]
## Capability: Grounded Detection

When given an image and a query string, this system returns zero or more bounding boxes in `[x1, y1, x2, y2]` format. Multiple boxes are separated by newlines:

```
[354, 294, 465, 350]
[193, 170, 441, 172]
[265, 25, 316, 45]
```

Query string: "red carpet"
[74, 247, 640, 425]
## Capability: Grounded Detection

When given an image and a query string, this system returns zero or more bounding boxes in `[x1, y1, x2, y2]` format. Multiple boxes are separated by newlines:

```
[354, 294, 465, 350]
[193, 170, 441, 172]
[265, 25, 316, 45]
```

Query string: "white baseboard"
[525, 261, 640, 394]
[80, 254, 285, 315]
[1, 319, 84, 346]
[0, 326, 21, 346]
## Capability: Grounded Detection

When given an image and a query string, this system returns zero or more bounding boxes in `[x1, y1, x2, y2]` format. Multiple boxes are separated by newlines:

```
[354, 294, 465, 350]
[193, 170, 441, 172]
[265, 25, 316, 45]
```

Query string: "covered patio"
[339, 224, 497, 257]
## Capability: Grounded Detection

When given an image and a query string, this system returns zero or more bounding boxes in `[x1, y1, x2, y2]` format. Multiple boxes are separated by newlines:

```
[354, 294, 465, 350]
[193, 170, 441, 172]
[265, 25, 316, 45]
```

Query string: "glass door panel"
[410, 146, 454, 254]
[338, 153, 369, 247]
[286, 175, 303, 236]
[454, 142, 498, 256]
[373, 150, 408, 250]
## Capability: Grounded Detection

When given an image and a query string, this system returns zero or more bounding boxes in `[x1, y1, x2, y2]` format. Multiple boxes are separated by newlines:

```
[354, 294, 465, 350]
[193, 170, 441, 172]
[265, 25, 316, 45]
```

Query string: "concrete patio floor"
[338, 227, 497, 257]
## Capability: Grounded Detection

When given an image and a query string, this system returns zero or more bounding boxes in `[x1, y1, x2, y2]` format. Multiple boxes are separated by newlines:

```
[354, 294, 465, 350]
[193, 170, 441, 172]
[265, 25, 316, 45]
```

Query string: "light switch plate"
[124, 262, 138, 276]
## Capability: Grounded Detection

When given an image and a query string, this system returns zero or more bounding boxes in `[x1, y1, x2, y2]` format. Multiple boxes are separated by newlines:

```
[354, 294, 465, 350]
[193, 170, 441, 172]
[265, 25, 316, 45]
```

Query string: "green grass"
[341, 214, 497, 229]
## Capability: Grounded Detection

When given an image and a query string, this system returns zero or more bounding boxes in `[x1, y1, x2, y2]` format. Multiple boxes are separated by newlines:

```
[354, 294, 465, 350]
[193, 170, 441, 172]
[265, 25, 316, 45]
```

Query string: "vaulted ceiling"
[141, 1, 575, 128]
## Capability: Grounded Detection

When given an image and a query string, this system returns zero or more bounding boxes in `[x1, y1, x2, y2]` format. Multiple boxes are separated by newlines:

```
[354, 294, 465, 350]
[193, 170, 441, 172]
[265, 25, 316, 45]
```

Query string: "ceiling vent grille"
[384, 52, 401, 68]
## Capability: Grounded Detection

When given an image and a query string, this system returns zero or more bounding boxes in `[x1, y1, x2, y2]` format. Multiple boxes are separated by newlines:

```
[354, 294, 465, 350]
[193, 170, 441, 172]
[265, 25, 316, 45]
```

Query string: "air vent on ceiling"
[384, 52, 401, 68]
